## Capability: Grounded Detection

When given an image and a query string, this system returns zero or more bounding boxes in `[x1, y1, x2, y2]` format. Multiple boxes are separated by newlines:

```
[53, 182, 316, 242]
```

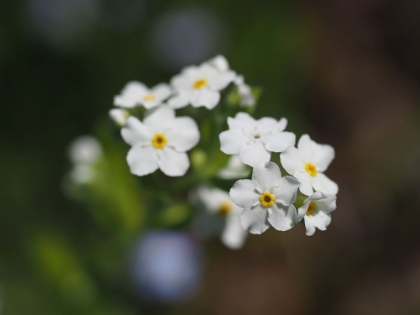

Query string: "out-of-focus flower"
[234, 75, 255, 107]
[230, 161, 300, 234]
[121, 106, 200, 177]
[114, 82, 172, 109]
[131, 230, 203, 303]
[217, 155, 250, 180]
[297, 191, 337, 236]
[280, 134, 338, 196]
[69, 136, 102, 166]
[109, 108, 130, 127]
[220, 112, 295, 167]
[67, 136, 102, 185]
[151, 7, 227, 70]
[195, 186, 247, 249]
[207, 55, 230, 72]
[168, 64, 235, 109]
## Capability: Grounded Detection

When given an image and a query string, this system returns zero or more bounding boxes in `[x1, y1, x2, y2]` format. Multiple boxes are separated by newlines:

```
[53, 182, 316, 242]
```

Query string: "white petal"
[69, 136, 102, 165]
[227, 112, 255, 130]
[126, 146, 158, 176]
[152, 83, 172, 100]
[197, 186, 230, 213]
[222, 214, 247, 249]
[312, 173, 339, 195]
[240, 207, 270, 235]
[305, 212, 332, 234]
[304, 219, 316, 236]
[272, 175, 300, 206]
[316, 193, 337, 214]
[219, 130, 248, 155]
[190, 89, 220, 109]
[158, 147, 190, 177]
[121, 117, 151, 146]
[313, 143, 335, 172]
[298, 134, 316, 162]
[251, 161, 282, 191]
[294, 172, 313, 196]
[297, 202, 310, 220]
[114, 81, 148, 108]
[263, 132, 296, 152]
[229, 179, 259, 209]
[280, 146, 305, 175]
[268, 204, 298, 231]
[255, 117, 278, 134]
[208, 71, 236, 90]
[209, 55, 230, 72]
[276, 118, 288, 132]
[109, 109, 129, 126]
[239, 142, 271, 167]
[167, 92, 190, 109]
[143, 106, 175, 132]
[166, 117, 200, 152]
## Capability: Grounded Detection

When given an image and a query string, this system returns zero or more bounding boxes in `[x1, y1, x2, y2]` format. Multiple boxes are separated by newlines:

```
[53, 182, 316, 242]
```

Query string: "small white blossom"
[217, 155, 250, 180]
[69, 136, 102, 165]
[280, 134, 338, 196]
[220, 112, 296, 167]
[114, 81, 172, 109]
[207, 55, 230, 72]
[68, 136, 102, 184]
[121, 106, 200, 177]
[195, 186, 247, 249]
[234, 75, 255, 107]
[168, 63, 235, 109]
[297, 192, 337, 236]
[109, 108, 130, 127]
[229, 161, 300, 234]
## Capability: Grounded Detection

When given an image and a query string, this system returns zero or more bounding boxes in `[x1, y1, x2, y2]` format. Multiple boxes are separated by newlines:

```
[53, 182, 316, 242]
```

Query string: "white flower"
[234, 75, 255, 107]
[114, 81, 172, 109]
[219, 112, 296, 167]
[70, 164, 95, 184]
[121, 106, 200, 177]
[168, 63, 235, 109]
[217, 155, 250, 180]
[195, 186, 247, 249]
[109, 108, 130, 127]
[297, 192, 337, 236]
[280, 134, 338, 196]
[69, 136, 102, 165]
[229, 161, 300, 234]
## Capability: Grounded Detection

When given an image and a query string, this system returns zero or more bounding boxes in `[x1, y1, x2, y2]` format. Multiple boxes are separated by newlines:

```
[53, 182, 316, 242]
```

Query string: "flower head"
[168, 63, 235, 109]
[234, 75, 255, 107]
[114, 81, 172, 109]
[195, 186, 247, 249]
[280, 134, 338, 196]
[297, 192, 337, 236]
[229, 161, 300, 234]
[121, 106, 200, 177]
[220, 112, 296, 167]
[217, 155, 250, 180]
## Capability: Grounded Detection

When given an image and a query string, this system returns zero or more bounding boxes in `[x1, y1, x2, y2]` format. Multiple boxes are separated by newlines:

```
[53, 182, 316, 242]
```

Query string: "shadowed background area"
[1, 0, 420, 314]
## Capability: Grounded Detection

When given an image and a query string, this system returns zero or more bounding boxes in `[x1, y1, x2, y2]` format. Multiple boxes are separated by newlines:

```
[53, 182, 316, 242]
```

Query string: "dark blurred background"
[2, 0, 420, 314]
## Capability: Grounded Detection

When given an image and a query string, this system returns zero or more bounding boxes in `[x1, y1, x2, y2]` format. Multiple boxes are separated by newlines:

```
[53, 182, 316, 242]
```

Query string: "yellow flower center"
[142, 94, 155, 102]
[306, 201, 316, 216]
[218, 202, 232, 216]
[305, 163, 318, 177]
[193, 79, 208, 90]
[260, 191, 275, 208]
[151, 133, 167, 149]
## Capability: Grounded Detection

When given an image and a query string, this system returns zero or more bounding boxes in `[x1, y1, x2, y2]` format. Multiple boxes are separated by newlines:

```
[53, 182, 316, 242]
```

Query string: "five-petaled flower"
[195, 186, 247, 249]
[168, 63, 235, 110]
[219, 112, 296, 167]
[297, 191, 337, 236]
[114, 81, 172, 109]
[121, 106, 200, 177]
[229, 161, 300, 234]
[280, 134, 338, 196]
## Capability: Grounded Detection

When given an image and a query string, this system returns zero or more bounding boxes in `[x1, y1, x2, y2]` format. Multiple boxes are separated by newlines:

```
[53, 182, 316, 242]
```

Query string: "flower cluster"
[104, 55, 339, 249]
